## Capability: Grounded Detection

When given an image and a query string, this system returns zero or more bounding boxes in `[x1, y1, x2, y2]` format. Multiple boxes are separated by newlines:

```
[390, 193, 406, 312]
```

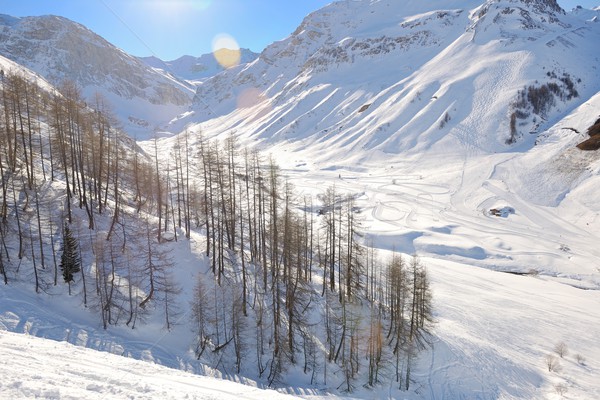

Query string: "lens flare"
[236, 88, 272, 123]
[189, 0, 211, 11]
[237, 88, 266, 109]
[212, 33, 241, 69]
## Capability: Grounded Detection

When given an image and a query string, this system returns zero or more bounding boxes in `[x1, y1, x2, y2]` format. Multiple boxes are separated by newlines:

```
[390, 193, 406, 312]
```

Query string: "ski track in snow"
[293, 163, 577, 275]
[278, 153, 600, 397]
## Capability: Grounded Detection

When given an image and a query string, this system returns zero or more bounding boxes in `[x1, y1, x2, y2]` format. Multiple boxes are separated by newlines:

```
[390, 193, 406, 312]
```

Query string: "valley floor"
[269, 142, 600, 399]
[3, 138, 600, 400]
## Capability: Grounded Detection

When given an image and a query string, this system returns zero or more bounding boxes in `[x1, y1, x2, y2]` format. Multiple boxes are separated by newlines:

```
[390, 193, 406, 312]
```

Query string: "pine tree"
[60, 223, 81, 295]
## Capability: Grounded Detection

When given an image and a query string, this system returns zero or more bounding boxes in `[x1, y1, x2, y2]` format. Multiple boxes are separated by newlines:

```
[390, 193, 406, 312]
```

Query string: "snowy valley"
[1, 0, 600, 399]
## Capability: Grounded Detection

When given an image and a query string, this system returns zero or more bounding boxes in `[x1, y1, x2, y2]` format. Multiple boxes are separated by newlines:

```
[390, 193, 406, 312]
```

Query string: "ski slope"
[0, 330, 303, 400]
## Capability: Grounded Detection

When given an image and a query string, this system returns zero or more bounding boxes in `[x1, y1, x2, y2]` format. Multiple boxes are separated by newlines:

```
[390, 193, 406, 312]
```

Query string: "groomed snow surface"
[0, 330, 301, 400]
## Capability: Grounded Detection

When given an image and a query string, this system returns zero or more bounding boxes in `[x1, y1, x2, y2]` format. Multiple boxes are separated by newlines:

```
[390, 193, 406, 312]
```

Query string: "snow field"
[0, 330, 304, 400]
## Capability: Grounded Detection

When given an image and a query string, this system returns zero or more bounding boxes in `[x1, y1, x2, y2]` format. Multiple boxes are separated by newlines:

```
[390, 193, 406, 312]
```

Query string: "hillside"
[0, 14, 194, 136]
[0, 51, 435, 397]
[0, 330, 302, 400]
[174, 0, 600, 158]
[163, 0, 600, 281]
[157, 0, 600, 393]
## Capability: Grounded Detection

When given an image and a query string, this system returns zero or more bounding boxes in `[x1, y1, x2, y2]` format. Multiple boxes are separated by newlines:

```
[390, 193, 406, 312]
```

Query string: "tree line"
[0, 69, 433, 391]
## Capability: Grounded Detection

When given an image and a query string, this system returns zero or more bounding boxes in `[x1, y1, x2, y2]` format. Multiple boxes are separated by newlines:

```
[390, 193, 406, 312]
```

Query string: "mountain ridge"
[171, 0, 599, 161]
[139, 49, 259, 83]
[0, 13, 195, 135]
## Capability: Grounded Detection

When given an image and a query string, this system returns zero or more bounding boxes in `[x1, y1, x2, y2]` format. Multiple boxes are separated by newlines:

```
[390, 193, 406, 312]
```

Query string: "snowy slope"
[172, 0, 599, 159]
[140, 49, 259, 83]
[0, 54, 55, 93]
[0, 330, 303, 400]
[0, 14, 194, 137]
[162, 0, 600, 282]
[4, 246, 599, 399]
[254, 92, 600, 398]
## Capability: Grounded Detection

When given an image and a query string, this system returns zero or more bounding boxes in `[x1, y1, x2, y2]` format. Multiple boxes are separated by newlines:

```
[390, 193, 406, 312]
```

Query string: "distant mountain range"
[139, 49, 259, 83]
[0, 14, 262, 136]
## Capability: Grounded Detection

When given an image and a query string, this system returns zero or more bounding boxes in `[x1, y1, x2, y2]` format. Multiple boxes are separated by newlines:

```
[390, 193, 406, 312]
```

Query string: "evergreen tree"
[60, 223, 81, 295]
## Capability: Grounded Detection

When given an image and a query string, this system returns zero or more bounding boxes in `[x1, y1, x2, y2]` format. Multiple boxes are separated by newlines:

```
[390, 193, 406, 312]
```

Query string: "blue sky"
[0, 0, 597, 60]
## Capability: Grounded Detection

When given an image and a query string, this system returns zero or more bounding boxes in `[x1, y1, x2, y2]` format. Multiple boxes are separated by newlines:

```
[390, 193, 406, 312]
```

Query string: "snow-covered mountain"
[174, 0, 599, 158]
[163, 5, 600, 396]
[0, 14, 195, 136]
[0, 53, 56, 93]
[166, 0, 600, 281]
[140, 49, 259, 83]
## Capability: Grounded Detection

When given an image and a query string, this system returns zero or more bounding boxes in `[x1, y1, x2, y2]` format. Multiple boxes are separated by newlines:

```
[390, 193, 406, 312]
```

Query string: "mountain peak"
[470, 0, 570, 43]
[477, 0, 565, 19]
[516, 0, 563, 13]
[139, 49, 259, 82]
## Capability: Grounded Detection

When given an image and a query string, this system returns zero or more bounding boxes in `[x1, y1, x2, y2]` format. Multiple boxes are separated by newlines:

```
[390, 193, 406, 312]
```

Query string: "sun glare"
[144, 0, 211, 18]
[189, 0, 212, 11]
[212, 33, 241, 69]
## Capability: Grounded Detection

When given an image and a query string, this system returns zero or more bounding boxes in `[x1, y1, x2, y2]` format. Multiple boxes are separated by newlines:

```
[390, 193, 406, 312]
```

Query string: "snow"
[0, 330, 303, 400]
[265, 144, 600, 398]
[77, 95, 600, 395]
[425, 256, 600, 399]
[1, 0, 600, 398]
[170, 0, 600, 168]
[3, 166, 600, 398]
[0, 14, 195, 138]
[0, 54, 56, 93]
